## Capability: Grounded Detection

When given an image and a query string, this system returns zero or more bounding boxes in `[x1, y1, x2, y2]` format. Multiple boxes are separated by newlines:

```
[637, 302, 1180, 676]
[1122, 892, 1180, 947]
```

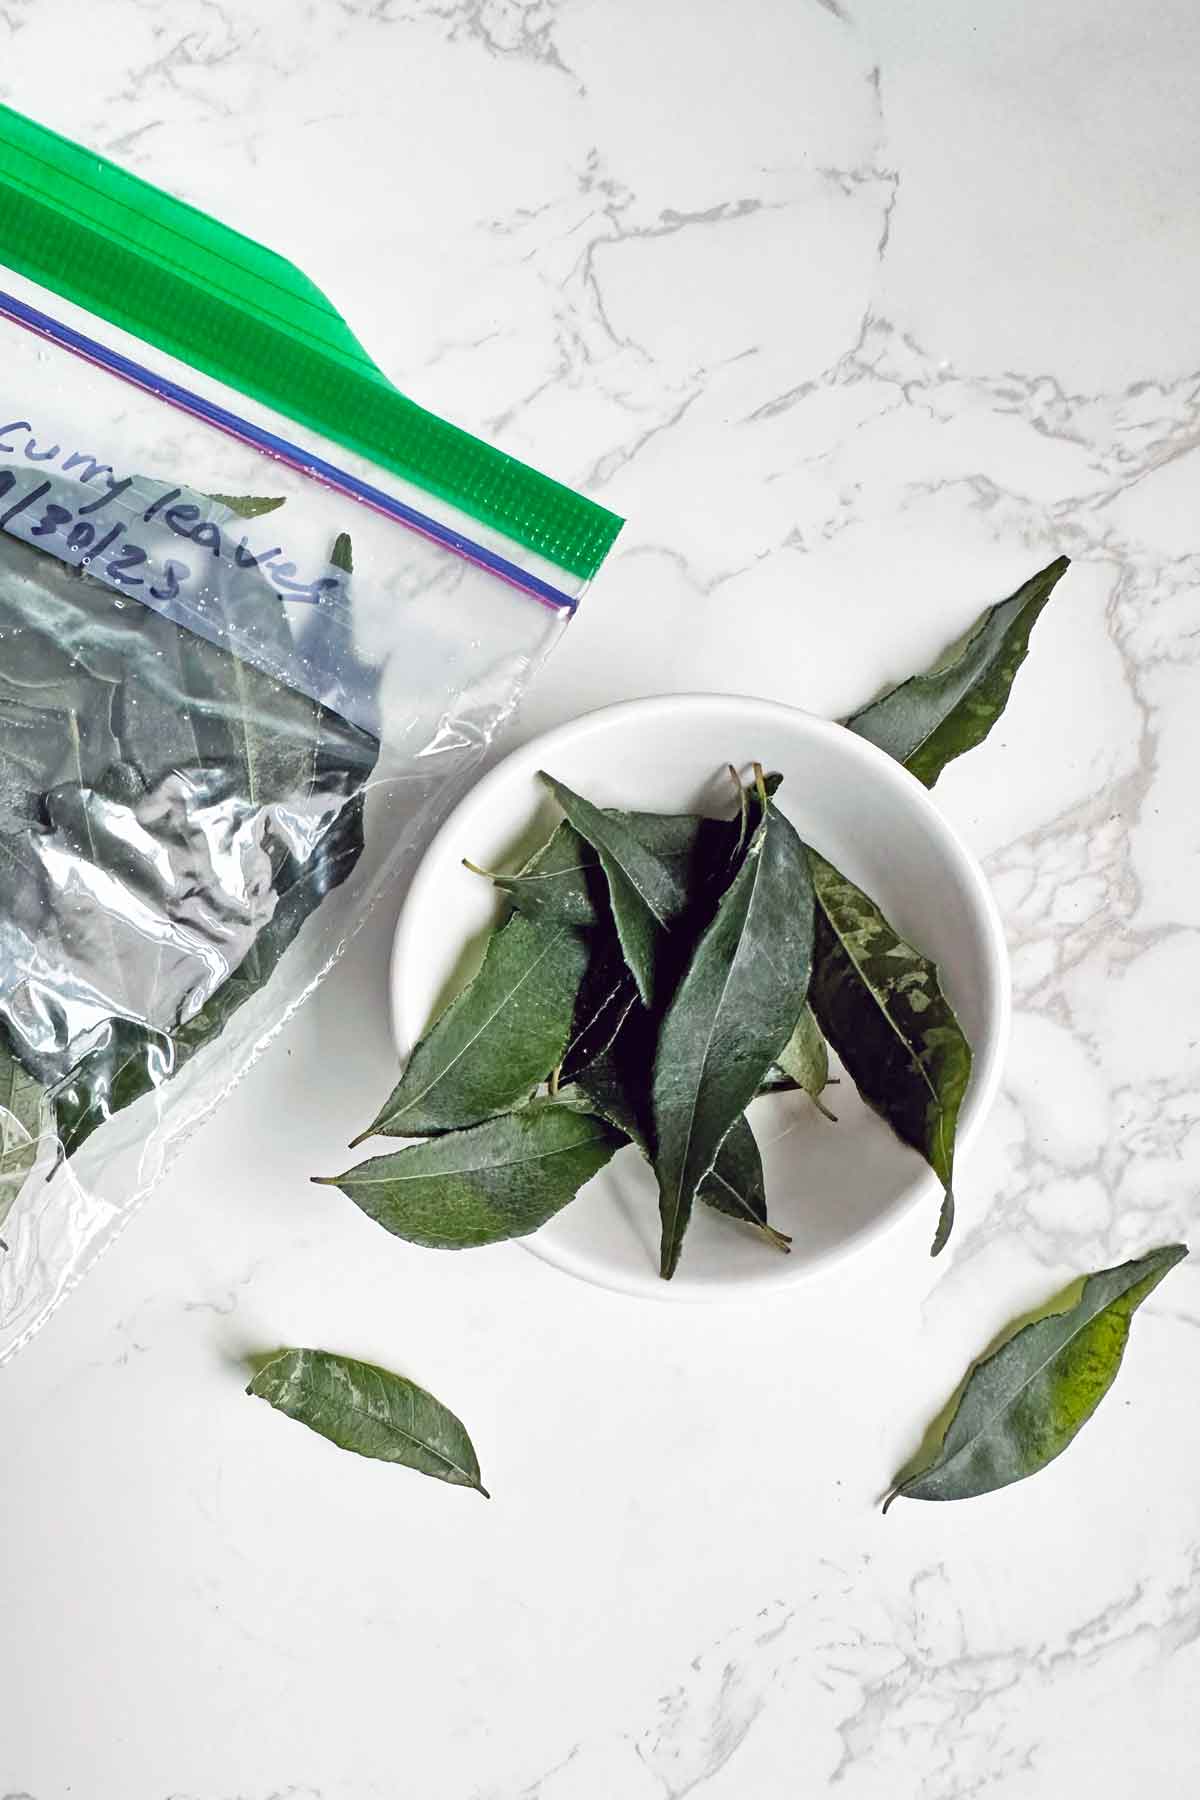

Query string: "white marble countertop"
[3, 3, 1199, 1795]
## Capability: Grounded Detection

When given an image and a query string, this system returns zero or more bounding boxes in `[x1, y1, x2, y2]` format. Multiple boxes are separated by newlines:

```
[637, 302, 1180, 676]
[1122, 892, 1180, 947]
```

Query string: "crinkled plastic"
[0, 108, 620, 1358]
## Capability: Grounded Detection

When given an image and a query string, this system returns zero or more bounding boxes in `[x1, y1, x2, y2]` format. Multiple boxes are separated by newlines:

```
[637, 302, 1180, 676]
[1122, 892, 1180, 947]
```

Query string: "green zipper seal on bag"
[0, 105, 622, 580]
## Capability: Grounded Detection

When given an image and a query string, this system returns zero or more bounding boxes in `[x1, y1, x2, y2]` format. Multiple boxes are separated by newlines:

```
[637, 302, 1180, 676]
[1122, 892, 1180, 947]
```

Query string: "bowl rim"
[390, 693, 1012, 1303]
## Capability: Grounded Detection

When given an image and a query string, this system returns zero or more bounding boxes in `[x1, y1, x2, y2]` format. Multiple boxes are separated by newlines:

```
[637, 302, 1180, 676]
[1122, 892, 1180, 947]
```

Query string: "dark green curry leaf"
[846, 556, 1070, 786]
[219, 790, 368, 1006]
[105, 605, 208, 788]
[556, 994, 788, 1251]
[210, 494, 287, 519]
[473, 812, 704, 934]
[172, 789, 369, 1065]
[557, 943, 639, 1085]
[248, 1348, 488, 1495]
[695, 1114, 790, 1251]
[652, 803, 814, 1279]
[474, 820, 605, 930]
[51, 1016, 176, 1162]
[353, 912, 589, 1142]
[317, 1103, 623, 1249]
[475, 783, 784, 938]
[50, 790, 371, 1163]
[175, 617, 320, 806]
[807, 852, 971, 1254]
[539, 773, 688, 1006]
[556, 1061, 786, 1251]
[555, 1014, 654, 1149]
[885, 1244, 1187, 1508]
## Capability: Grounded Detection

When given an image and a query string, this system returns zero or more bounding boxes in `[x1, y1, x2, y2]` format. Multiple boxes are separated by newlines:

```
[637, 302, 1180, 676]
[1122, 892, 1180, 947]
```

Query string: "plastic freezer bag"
[0, 106, 621, 1358]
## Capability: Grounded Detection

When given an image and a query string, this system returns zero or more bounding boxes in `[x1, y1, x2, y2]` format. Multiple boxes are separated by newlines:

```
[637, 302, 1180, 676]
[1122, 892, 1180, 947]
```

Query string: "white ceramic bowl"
[391, 695, 1010, 1302]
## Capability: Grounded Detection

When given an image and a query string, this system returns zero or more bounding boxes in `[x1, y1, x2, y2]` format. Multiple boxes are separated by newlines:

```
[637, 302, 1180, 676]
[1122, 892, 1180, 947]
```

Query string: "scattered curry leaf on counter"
[846, 555, 1070, 786]
[884, 1244, 1187, 1508]
[248, 1348, 489, 1495]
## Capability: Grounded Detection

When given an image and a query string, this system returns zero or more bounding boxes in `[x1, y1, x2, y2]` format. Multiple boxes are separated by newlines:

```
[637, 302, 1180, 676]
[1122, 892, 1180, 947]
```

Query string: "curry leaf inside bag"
[0, 509, 379, 1160]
